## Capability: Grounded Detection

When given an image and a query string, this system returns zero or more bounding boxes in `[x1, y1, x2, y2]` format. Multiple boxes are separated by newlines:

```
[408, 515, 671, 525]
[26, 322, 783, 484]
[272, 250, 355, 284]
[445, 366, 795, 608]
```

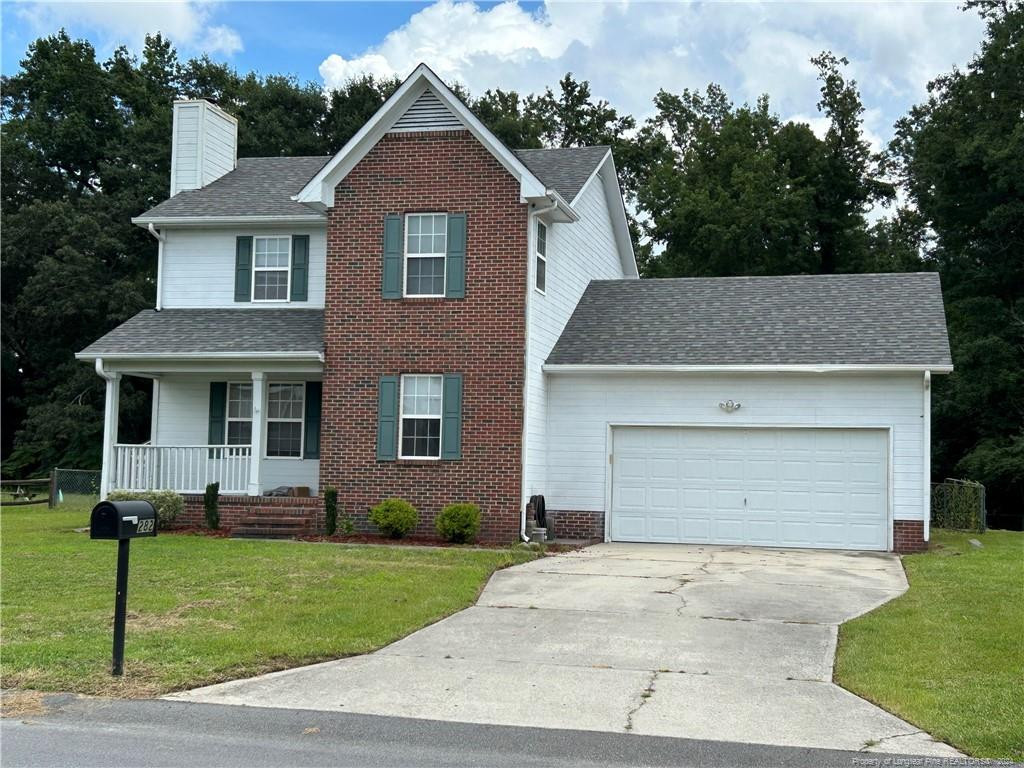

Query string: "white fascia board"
[542, 363, 955, 374]
[293, 63, 551, 207]
[593, 153, 638, 278]
[131, 214, 326, 228]
[76, 351, 324, 362]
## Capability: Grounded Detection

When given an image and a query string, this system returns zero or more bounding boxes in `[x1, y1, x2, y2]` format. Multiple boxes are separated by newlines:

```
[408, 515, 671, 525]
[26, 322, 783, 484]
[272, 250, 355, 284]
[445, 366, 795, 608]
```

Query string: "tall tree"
[323, 74, 401, 151]
[810, 53, 894, 273]
[890, 0, 1024, 525]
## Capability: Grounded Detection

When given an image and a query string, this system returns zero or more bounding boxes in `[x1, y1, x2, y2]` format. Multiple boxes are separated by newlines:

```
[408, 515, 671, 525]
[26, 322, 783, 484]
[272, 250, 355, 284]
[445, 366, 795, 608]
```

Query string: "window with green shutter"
[377, 376, 399, 460]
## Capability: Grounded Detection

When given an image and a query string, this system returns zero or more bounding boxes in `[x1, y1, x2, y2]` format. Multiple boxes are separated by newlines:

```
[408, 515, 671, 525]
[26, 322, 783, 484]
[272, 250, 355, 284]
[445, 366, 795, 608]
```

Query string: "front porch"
[99, 365, 322, 499]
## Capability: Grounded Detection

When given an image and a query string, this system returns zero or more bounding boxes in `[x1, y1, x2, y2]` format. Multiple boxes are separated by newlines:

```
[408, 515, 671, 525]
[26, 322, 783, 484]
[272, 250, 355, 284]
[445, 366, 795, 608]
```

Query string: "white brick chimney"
[170, 99, 238, 196]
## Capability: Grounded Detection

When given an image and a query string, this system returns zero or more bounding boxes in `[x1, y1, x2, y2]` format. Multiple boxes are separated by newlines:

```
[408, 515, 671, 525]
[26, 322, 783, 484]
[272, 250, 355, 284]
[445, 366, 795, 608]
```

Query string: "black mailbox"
[90, 500, 157, 540]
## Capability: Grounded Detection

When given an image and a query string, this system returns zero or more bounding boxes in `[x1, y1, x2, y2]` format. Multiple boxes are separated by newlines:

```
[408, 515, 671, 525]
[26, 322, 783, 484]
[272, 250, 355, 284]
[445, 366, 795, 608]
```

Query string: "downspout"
[923, 370, 932, 542]
[147, 223, 166, 311]
[520, 195, 560, 542]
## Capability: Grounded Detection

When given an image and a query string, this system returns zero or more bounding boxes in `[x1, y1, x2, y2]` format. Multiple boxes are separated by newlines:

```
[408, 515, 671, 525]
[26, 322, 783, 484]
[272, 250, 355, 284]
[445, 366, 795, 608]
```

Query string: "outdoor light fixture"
[719, 400, 742, 413]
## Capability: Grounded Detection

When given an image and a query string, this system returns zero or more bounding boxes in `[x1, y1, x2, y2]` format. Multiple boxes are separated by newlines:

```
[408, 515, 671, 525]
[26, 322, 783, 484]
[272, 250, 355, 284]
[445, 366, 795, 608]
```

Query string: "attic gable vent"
[389, 88, 463, 133]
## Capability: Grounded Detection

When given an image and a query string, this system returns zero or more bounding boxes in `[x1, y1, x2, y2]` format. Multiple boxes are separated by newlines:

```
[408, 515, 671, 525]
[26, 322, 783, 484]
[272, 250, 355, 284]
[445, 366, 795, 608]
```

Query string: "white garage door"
[611, 427, 888, 550]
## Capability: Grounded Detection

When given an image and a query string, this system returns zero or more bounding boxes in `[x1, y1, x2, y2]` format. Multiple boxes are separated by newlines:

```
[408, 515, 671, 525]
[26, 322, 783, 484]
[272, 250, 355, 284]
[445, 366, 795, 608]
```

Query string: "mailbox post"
[90, 500, 157, 676]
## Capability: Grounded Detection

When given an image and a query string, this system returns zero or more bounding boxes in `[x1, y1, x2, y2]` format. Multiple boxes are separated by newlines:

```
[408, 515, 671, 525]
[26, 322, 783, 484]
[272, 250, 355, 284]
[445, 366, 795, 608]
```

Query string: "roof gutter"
[131, 214, 326, 228]
[542, 363, 955, 374]
[76, 351, 325, 362]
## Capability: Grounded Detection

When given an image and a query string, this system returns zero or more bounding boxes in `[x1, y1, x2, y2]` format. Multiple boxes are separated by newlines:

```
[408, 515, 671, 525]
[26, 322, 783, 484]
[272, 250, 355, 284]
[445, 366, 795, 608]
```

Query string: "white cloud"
[16, 1, 243, 56]
[318, 0, 984, 144]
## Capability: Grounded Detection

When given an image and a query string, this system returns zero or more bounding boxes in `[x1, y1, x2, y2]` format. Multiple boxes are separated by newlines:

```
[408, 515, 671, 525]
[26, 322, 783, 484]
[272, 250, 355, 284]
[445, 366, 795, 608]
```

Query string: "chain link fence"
[931, 478, 987, 533]
[51, 468, 101, 507]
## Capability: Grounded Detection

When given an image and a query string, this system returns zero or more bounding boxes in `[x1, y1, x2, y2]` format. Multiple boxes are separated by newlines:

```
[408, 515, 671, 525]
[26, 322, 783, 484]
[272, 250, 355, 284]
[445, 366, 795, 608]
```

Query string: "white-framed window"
[404, 213, 447, 297]
[535, 220, 547, 294]
[266, 382, 304, 458]
[226, 383, 253, 446]
[399, 374, 442, 459]
[252, 236, 291, 302]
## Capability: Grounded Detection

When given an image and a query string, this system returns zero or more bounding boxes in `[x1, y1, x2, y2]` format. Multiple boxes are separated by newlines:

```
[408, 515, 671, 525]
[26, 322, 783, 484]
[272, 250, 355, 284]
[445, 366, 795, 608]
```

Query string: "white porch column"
[99, 370, 121, 499]
[248, 372, 266, 496]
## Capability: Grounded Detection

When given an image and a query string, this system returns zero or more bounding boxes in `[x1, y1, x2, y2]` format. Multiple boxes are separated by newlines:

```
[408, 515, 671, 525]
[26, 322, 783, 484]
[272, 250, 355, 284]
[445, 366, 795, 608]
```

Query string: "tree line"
[2, 1, 1020, 524]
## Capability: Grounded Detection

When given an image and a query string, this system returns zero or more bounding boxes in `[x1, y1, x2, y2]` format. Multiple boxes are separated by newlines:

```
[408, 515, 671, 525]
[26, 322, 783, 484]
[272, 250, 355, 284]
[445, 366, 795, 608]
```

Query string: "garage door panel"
[611, 427, 888, 551]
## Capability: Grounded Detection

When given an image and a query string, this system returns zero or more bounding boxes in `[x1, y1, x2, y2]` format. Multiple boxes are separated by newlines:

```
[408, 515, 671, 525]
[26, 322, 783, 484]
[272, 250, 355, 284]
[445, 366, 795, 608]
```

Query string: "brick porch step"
[230, 523, 308, 539]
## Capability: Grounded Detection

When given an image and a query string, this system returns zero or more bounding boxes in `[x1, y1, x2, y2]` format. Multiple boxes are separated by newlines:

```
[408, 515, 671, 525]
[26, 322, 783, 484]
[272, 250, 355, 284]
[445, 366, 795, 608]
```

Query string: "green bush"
[108, 490, 183, 529]
[369, 498, 418, 539]
[324, 486, 338, 535]
[435, 503, 481, 543]
[204, 482, 220, 529]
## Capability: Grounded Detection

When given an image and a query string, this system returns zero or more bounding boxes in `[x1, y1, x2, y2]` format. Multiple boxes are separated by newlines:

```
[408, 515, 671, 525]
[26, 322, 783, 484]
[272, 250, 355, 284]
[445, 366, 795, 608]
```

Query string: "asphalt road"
[0, 695, 984, 768]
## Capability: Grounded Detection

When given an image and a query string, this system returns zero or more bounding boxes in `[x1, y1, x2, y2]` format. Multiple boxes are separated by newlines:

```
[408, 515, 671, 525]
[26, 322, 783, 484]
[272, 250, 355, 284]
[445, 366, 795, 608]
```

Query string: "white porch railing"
[112, 445, 251, 494]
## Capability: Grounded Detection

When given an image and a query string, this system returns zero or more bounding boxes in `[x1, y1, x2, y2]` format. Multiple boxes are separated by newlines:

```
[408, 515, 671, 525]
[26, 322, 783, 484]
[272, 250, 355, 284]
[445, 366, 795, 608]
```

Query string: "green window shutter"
[303, 381, 322, 459]
[376, 376, 399, 460]
[234, 236, 253, 302]
[445, 213, 466, 298]
[290, 235, 309, 301]
[440, 373, 463, 460]
[208, 382, 227, 444]
[382, 215, 403, 299]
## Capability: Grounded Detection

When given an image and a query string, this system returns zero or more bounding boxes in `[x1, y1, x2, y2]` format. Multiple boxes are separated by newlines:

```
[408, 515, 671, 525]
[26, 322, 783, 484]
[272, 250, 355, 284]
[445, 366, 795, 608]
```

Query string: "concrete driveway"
[170, 543, 958, 756]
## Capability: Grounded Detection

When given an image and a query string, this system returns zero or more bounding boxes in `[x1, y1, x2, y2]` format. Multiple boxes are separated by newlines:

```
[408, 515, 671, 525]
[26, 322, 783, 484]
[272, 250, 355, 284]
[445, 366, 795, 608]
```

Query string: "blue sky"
[3, 1, 986, 148]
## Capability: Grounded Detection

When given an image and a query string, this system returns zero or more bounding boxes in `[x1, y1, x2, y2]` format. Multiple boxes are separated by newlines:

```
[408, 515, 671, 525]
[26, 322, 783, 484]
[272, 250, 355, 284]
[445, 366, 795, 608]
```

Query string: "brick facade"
[893, 519, 927, 553]
[546, 509, 605, 541]
[179, 494, 325, 531]
[320, 130, 527, 543]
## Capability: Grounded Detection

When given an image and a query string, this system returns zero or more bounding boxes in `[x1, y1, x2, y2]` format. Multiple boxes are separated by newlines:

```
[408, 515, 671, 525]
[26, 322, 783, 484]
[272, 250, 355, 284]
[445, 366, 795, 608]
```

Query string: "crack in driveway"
[624, 671, 658, 732]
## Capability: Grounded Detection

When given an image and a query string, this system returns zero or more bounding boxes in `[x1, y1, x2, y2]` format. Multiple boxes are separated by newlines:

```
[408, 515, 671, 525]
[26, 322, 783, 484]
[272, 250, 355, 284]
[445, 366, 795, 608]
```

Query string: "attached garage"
[539, 273, 953, 553]
[610, 426, 888, 550]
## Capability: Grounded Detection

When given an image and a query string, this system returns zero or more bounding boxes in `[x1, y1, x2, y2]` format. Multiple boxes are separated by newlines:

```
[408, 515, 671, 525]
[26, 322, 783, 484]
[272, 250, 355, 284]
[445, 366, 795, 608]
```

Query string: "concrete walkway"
[169, 543, 959, 756]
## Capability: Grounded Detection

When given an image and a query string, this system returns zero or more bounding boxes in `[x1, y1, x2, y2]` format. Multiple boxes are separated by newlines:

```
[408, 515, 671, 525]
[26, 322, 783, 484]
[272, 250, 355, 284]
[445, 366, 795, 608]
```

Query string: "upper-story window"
[405, 214, 447, 297]
[535, 221, 547, 294]
[253, 236, 291, 301]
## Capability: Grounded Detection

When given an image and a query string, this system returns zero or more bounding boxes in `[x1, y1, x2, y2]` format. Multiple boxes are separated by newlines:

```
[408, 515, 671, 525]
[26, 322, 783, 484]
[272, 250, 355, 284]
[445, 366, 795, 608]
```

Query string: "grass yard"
[835, 529, 1024, 761]
[1, 501, 536, 698]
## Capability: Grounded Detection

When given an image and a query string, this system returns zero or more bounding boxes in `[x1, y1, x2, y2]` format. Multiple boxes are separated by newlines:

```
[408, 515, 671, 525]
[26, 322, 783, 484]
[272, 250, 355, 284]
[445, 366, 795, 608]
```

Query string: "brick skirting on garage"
[178, 494, 325, 532]
[543, 509, 604, 541]
[892, 519, 927, 553]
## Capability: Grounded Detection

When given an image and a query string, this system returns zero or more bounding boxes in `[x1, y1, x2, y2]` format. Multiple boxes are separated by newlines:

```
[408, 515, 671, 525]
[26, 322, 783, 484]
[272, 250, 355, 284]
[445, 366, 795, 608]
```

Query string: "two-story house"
[79, 64, 952, 552]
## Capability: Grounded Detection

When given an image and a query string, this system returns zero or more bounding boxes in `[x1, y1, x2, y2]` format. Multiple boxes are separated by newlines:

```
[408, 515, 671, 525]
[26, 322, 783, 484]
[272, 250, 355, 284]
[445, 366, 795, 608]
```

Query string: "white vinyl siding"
[170, 100, 237, 196]
[545, 372, 927, 531]
[159, 226, 326, 308]
[153, 374, 319, 492]
[524, 173, 627, 502]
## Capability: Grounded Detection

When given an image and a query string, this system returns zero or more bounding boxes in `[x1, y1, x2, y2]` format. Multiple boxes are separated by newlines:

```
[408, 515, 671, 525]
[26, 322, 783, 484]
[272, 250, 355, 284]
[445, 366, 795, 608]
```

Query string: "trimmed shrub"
[204, 482, 220, 529]
[436, 503, 481, 544]
[108, 489, 183, 529]
[324, 486, 338, 535]
[369, 498, 418, 539]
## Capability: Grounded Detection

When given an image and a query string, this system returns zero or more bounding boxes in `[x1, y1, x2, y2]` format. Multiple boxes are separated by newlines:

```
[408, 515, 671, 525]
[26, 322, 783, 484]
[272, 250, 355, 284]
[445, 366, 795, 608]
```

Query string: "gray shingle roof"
[135, 156, 331, 220]
[514, 146, 609, 202]
[78, 309, 324, 358]
[134, 144, 610, 221]
[547, 273, 952, 368]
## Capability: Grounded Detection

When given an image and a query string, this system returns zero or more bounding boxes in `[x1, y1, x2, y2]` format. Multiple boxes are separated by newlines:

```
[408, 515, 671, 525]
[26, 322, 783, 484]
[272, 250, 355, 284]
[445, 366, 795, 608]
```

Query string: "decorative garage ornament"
[718, 399, 742, 413]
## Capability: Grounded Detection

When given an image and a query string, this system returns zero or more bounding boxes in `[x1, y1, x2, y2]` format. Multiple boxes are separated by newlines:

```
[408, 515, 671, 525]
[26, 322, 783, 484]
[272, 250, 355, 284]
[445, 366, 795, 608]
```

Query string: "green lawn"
[835, 529, 1024, 761]
[1, 502, 535, 698]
